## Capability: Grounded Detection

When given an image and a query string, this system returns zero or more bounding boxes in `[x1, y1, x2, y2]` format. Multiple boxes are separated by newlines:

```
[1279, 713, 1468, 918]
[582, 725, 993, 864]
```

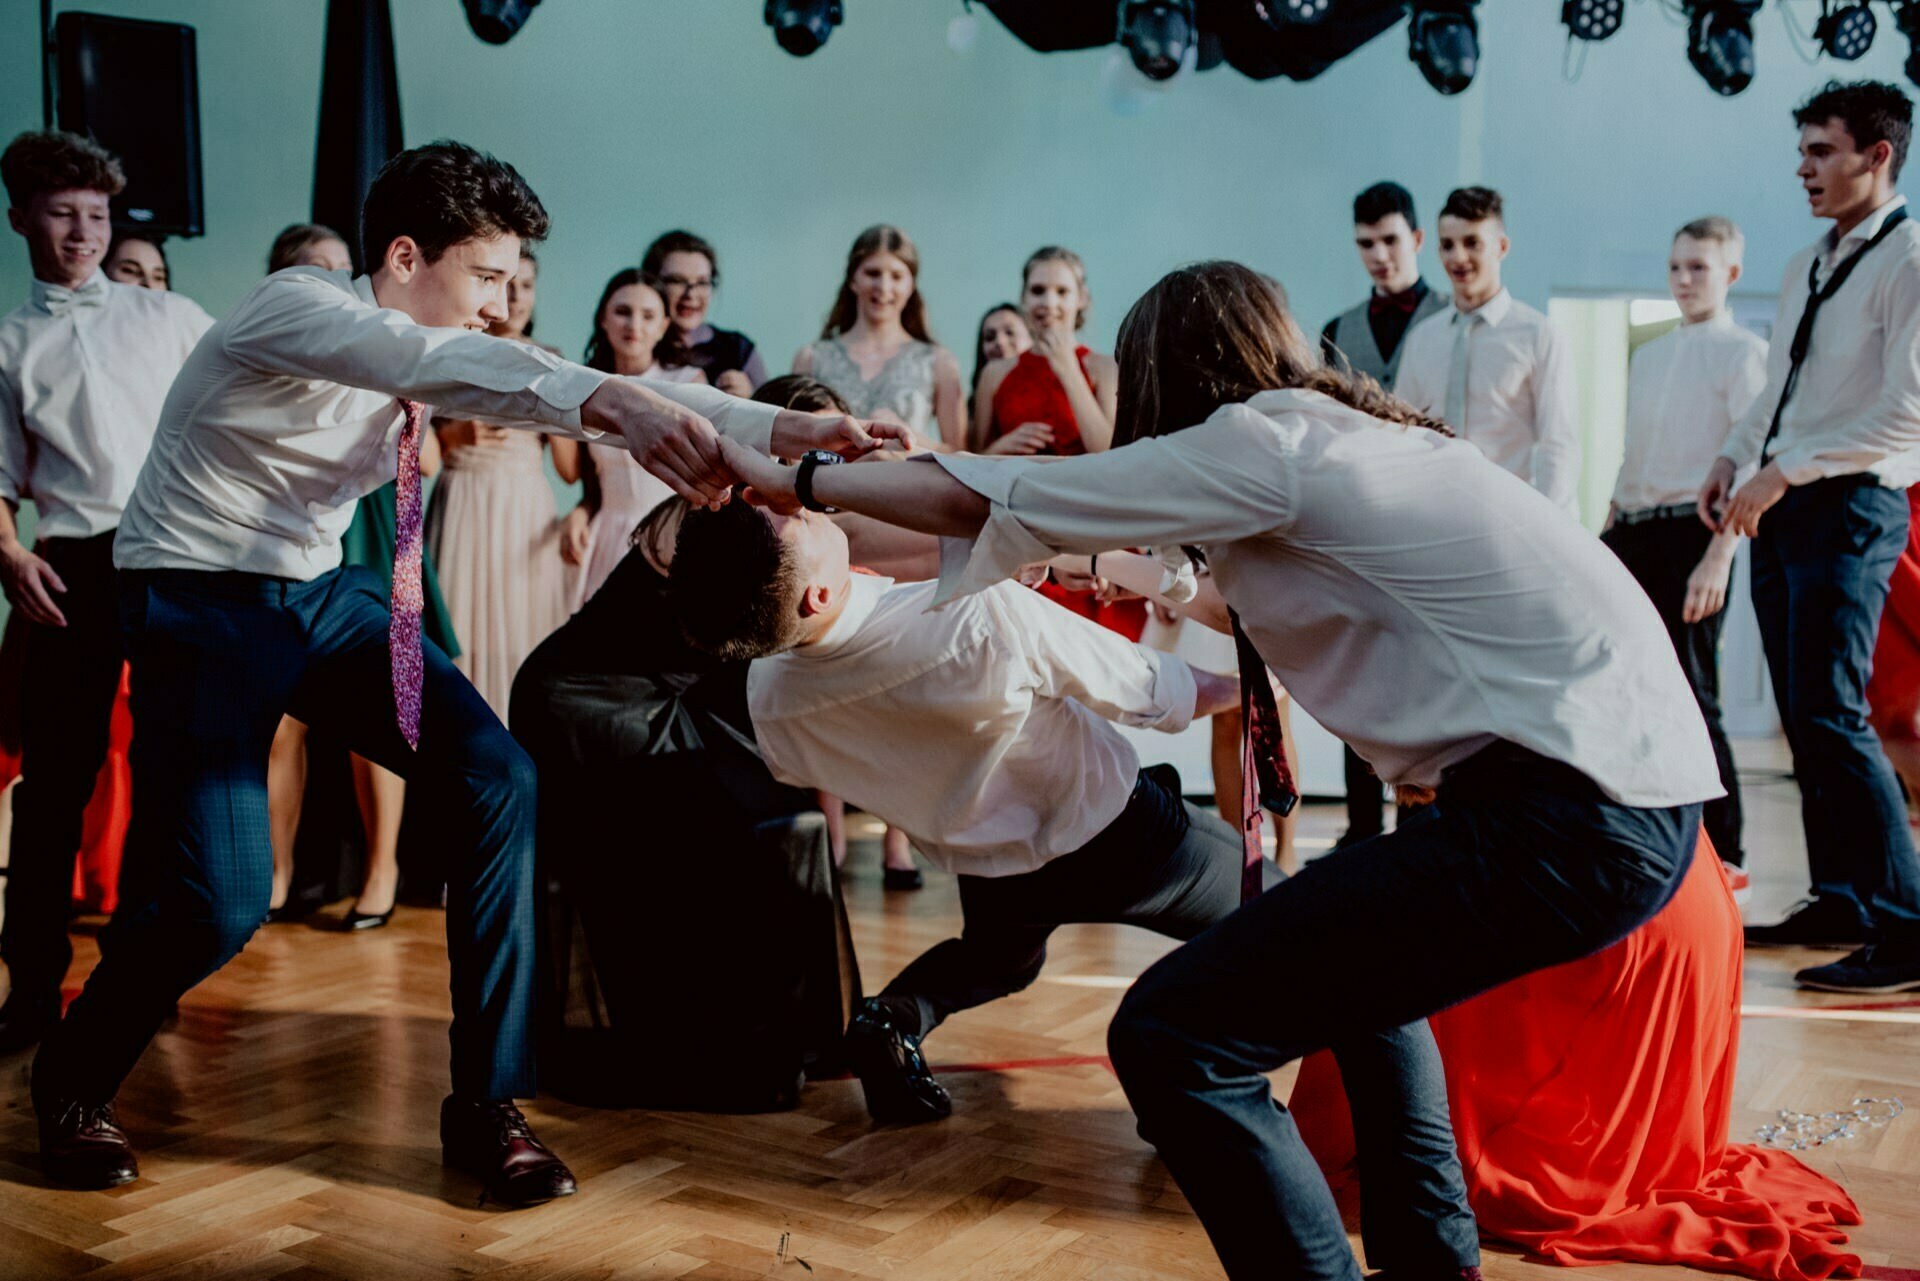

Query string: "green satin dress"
[339, 480, 461, 658]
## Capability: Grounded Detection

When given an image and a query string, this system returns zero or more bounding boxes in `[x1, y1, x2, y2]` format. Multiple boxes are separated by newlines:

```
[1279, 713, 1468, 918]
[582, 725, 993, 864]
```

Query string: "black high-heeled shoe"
[340, 904, 395, 931]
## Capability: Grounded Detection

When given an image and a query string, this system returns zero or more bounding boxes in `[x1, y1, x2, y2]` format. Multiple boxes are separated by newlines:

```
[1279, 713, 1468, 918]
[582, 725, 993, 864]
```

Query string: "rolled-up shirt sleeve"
[222, 271, 610, 438]
[930, 402, 1294, 603]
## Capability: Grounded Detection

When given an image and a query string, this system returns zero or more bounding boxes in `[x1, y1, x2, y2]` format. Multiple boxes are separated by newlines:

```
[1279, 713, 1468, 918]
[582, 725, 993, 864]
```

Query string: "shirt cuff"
[1769, 444, 1859, 486]
[928, 453, 1060, 604]
[529, 363, 611, 437]
[1147, 652, 1198, 735]
[715, 396, 777, 456]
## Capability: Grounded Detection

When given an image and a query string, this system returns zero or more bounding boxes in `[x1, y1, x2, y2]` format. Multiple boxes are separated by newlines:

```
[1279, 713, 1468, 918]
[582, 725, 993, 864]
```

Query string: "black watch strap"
[796, 450, 843, 513]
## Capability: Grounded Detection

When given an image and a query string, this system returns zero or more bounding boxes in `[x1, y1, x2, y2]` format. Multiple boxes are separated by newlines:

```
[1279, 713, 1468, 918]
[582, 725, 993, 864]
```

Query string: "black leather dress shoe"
[882, 867, 924, 891]
[0, 997, 56, 1055]
[37, 1097, 139, 1188]
[440, 1096, 577, 1207]
[1743, 896, 1870, 949]
[845, 1000, 952, 1124]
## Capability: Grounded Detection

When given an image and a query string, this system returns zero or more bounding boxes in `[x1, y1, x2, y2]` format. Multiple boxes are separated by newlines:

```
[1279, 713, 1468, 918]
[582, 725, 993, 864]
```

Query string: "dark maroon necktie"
[390, 399, 427, 751]
[1232, 610, 1298, 902]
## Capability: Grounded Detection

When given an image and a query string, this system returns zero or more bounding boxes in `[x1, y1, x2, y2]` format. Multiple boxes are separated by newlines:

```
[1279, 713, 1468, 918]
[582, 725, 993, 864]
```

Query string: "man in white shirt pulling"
[669, 500, 1241, 1125]
[1396, 187, 1581, 512]
[1603, 216, 1768, 883]
[26, 142, 898, 1198]
[1702, 80, 1920, 994]
[0, 132, 213, 1055]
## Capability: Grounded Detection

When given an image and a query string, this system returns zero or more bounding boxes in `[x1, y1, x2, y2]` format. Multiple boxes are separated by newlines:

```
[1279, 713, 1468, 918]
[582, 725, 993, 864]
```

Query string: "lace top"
[804, 337, 939, 442]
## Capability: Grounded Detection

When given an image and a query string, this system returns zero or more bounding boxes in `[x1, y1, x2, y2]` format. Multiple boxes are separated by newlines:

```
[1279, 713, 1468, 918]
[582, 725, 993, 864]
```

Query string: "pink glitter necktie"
[390, 399, 427, 751]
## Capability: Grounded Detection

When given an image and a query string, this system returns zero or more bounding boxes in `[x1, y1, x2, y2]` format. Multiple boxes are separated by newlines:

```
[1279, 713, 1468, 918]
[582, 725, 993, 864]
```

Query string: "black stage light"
[1117, 0, 1197, 80]
[1250, 0, 1335, 23]
[1900, 1, 1920, 85]
[1684, 0, 1761, 95]
[1562, 0, 1624, 41]
[1408, 0, 1479, 95]
[463, 0, 540, 44]
[765, 0, 843, 56]
[1814, 2, 1878, 60]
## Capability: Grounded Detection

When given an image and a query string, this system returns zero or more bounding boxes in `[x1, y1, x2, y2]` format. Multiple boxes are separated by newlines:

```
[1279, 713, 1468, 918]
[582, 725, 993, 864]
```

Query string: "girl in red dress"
[1868, 485, 1920, 803]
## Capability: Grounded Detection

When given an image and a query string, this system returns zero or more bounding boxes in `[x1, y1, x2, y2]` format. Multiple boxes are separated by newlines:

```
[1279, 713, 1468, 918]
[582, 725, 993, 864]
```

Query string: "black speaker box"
[53, 11, 205, 238]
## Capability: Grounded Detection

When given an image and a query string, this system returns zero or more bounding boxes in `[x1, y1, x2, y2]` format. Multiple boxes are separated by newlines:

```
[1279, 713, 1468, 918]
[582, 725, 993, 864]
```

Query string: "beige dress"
[425, 427, 569, 719]
[572, 365, 705, 610]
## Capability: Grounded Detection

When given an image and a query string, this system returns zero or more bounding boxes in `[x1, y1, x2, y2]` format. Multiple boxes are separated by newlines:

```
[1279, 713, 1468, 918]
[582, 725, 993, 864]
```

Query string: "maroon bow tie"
[1370, 288, 1421, 318]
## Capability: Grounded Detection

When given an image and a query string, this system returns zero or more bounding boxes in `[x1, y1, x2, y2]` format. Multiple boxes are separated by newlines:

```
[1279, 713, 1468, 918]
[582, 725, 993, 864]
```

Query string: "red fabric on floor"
[1290, 841, 1863, 1279]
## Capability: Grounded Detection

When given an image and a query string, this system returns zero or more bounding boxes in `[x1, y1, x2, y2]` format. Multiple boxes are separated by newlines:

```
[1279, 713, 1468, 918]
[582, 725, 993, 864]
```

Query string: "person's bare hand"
[0, 539, 67, 627]
[1033, 326, 1077, 370]
[1682, 550, 1734, 623]
[718, 435, 801, 513]
[986, 422, 1054, 455]
[582, 379, 731, 507]
[769, 410, 912, 461]
[1724, 462, 1790, 538]
[714, 369, 754, 397]
[559, 504, 592, 566]
[1697, 457, 1737, 533]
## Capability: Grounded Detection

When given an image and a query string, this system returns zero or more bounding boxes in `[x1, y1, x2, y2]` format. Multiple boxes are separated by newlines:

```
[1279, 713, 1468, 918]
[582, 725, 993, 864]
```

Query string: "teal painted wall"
[4, 1, 1914, 369]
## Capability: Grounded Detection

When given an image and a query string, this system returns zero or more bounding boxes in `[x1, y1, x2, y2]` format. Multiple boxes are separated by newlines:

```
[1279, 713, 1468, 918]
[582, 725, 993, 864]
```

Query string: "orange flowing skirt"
[1290, 842, 1863, 1279]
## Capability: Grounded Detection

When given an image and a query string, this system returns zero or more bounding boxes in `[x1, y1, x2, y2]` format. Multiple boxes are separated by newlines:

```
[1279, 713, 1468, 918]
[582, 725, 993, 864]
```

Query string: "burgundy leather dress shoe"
[439, 1096, 576, 1207]
[37, 1098, 139, 1188]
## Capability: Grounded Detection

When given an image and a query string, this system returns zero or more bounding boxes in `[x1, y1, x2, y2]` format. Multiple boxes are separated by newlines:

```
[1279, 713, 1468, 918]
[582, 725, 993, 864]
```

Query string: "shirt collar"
[29, 269, 109, 315]
[1828, 194, 1909, 255]
[1454, 287, 1510, 328]
[803, 571, 893, 659]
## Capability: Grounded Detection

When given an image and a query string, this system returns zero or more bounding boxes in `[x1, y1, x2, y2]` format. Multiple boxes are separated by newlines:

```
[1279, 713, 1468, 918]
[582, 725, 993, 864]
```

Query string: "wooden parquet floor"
[2, 747, 1918, 1280]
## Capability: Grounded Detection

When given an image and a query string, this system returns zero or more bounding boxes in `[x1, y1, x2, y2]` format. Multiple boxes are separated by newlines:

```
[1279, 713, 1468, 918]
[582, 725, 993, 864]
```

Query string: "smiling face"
[851, 251, 914, 325]
[1023, 259, 1087, 335]
[105, 237, 168, 290]
[1668, 233, 1740, 323]
[600, 280, 672, 372]
[377, 233, 520, 330]
[9, 187, 113, 288]
[655, 249, 715, 335]
[980, 307, 1032, 362]
[1797, 117, 1891, 226]
[1436, 213, 1509, 308]
[1353, 212, 1423, 293]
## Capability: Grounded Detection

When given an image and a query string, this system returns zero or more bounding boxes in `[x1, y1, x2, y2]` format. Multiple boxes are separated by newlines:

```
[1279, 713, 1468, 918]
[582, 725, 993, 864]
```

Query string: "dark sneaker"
[845, 1000, 952, 1124]
[1795, 945, 1920, 994]
[440, 1097, 577, 1207]
[37, 1098, 139, 1189]
[1743, 897, 1869, 949]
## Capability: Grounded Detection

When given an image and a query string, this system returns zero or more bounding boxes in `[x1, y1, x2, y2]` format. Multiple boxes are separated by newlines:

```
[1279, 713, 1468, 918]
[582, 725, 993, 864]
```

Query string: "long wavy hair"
[820, 224, 933, 342]
[1113, 260, 1449, 448]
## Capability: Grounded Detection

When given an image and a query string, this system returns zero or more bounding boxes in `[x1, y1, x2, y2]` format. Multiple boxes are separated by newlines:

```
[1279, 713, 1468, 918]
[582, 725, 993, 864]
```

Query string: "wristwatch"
[795, 449, 845, 514]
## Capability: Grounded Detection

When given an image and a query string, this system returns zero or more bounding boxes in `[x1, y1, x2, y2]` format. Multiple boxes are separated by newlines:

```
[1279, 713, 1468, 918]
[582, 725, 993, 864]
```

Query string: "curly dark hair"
[1795, 79, 1913, 182]
[360, 140, 549, 268]
[1, 130, 125, 208]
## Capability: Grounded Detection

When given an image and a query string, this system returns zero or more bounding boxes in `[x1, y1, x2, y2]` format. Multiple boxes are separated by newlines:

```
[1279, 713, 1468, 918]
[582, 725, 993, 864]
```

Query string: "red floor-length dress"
[989, 348, 1146, 640]
[1289, 839, 1863, 1279]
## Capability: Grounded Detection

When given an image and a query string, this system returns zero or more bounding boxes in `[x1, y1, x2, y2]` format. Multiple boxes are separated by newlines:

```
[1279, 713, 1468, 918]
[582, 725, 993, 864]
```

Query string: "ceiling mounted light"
[1117, 0, 1197, 81]
[765, 0, 843, 57]
[1562, 0, 1624, 41]
[1408, 0, 1479, 95]
[1684, 0, 1761, 96]
[463, 0, 540, 44]
[1815, 1, 1878, 60]
[1899, 1, 1920, 86]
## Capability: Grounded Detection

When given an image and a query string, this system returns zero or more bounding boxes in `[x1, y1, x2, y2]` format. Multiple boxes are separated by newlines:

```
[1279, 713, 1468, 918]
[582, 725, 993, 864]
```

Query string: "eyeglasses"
[658, 275, 715, 295]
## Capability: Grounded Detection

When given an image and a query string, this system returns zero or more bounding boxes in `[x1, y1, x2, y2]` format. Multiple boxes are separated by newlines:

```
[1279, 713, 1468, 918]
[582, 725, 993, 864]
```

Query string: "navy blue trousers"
[1750, 475, 1920, 938]
[1107, 743, 1700, 1281]
[33, 566, 537, 1104]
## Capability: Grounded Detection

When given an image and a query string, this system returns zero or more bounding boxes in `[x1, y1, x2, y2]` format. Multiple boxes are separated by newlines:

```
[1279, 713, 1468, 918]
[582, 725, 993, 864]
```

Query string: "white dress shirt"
[1612, 312, 1769, 512]
[749, 574, 1197, 878]
[1395, 289, 1581, 509]
[930, 388, 1724, 810]
[114, 268, 777, 578]
[0, 272, 214, 539]
[1719, 196, 1920, 487]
